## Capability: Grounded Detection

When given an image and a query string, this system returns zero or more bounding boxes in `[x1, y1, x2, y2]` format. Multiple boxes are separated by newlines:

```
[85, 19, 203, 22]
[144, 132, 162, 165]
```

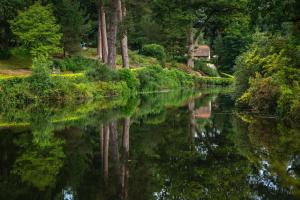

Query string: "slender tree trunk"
[187, 26, 194, 68]
[0, 19, 8, 52]
[117, 0, 130, 68]
[107, 0, 120, 68]
[100, 125, 104, 163]
[99, 0, 108, 63]
[97, 1, 102, 60]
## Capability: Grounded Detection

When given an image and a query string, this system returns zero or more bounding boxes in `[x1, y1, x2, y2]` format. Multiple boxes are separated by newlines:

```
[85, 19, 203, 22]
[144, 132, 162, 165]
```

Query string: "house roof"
[193, 45, 210, 57]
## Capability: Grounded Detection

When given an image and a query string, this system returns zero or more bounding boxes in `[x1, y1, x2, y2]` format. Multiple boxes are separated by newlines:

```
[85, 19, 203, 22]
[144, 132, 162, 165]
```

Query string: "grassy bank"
[0, 56, 233, 109]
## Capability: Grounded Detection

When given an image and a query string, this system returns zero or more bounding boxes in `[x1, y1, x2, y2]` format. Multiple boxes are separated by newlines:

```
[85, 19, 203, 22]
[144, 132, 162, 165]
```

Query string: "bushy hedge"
[140, 44, 166, 65]
[54, 56, 98, 72]
[136, 65, 194, 92]
[194, 60, 219, 77]
[195, 76, 234, 86]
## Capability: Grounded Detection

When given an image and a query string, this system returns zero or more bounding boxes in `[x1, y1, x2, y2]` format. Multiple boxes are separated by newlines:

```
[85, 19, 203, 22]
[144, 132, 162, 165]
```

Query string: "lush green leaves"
[9, 2, 62, 56]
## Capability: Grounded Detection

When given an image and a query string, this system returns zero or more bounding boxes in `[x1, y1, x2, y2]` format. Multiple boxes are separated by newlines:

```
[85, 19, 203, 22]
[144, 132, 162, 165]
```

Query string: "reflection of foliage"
[13, 134, 65, 191]
[236, 114, 300, 198]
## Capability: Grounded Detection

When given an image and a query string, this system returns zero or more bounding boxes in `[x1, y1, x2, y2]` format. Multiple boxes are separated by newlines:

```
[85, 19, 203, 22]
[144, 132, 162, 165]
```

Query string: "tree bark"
[187, 26, 194, 68]
[117, 0, 130, 68]
[97, 1, 102, 60]
[107, 0, 120, 68]
[99, 0, 108, 63]
[0, 18, 8, 51]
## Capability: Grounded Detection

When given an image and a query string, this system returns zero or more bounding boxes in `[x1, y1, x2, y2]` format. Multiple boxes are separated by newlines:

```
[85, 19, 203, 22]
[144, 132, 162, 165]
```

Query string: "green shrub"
[194, 60, 219, 77]
[0, 78, 34, 106]
[118, 69, 139, 91]
[141, 44, 166, 65]
[54, 56, 97, 72]
[238, 74, 280, 113]
[86, 63, 119, 81]
[195, 76, 233, 86]
[29, 56, 53, 97]
[136, 65, 194, 91]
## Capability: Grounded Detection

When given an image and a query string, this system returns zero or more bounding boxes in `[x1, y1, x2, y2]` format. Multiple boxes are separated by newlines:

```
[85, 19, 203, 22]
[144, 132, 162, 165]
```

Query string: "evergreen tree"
[54, 0, 90, 55]
[9, 2, 62, 57]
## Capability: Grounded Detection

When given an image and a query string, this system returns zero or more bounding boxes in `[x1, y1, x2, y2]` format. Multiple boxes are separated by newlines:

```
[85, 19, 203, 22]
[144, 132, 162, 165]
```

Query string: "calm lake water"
[0, 89, 299, 200]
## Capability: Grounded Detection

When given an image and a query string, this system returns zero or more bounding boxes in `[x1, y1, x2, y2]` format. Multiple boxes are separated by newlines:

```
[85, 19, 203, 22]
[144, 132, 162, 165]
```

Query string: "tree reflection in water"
[0, 90, 299, 200]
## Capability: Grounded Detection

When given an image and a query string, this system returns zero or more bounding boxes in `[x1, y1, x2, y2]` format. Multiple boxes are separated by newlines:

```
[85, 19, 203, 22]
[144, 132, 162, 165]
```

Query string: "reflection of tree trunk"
[188, 100, 196, 142]
[121, 117, 130, 200]
[187, 26, 194, 68]
[109, 120, 122, 198]
[117, 0, 130, 68]
[103, 124, 110, 181]
[107, 0, 120, 68]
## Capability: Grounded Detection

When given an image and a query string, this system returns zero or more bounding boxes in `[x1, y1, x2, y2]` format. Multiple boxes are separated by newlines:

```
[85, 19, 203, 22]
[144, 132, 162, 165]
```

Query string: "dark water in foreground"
[0, 89, 299, 200]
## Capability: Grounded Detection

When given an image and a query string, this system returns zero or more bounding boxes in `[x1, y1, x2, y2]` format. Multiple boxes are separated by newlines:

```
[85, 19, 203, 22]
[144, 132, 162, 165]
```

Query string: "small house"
[193, 45, 211, 61]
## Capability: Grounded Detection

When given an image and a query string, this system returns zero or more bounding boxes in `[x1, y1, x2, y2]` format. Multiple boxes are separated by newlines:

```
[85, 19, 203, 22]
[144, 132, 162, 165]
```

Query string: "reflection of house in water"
[193, 45, 211, 61]
[193, 102, 211, 119]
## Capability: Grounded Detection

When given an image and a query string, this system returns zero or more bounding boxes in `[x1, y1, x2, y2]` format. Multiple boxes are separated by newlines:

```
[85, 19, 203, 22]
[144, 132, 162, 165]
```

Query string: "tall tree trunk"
[0, 19, 8, 52]
[187, 26, 194, 68]
[107, 0, 120, 68]
[97, 1, 102, 60]
[117, 0, 130, 68]
[99, 0, 108, 63]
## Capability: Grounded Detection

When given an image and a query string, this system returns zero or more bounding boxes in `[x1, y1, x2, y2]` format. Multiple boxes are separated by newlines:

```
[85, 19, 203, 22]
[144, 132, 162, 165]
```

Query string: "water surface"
[0, 89, 299, 199]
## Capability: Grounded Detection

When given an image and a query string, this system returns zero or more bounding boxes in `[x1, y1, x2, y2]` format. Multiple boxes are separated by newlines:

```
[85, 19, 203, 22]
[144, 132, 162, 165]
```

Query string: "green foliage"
[213, 15, 251, 72]
[118, 69, 139, 91]
[238, 74, 280, 113]
[195, 76, 234, 86]
[55, 0, 90, 54]
[9, 2, 62, 57]
[29, 56, 53, 97]
[54, 56, 97, 72]
[235, 33, 300, 120]
[194, 60, 219, 77]
[141, 44, 166, 65]
[136, 65, 194, 92]
[86, 63, 119, 82]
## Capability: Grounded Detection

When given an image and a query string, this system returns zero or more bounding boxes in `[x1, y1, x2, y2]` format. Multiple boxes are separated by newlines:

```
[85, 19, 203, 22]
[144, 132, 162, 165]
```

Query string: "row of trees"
[0, 0, 255, 70]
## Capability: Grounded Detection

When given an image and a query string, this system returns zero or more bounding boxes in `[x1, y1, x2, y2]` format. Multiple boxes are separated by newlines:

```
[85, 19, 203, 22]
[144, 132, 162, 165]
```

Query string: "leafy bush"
[118, 69, 139, 91]
[238, 75, 280, 113]
[194, 60, 219, 77]
[86, 63, 119, 81]
[54, 56, 97, 72]
[141, 44, 166, 65]
[29, 56, 53, 97]
[136, 65, 194, 91]
[195, 76, 234, 86]
[0, 78, 34, 106]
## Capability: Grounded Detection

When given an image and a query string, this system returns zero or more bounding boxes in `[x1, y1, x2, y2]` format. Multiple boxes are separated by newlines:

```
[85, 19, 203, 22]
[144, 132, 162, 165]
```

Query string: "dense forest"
[0, 0, 299, 121]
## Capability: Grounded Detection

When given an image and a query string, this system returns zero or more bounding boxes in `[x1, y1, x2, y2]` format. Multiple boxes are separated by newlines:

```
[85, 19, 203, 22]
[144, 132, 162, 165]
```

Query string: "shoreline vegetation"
[0, 0, 298, 127]
[0, 54, 233, 109]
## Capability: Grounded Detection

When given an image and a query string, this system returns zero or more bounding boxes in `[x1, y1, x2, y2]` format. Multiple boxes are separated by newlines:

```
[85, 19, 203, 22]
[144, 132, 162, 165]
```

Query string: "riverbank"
[0, 59, 233, 110]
